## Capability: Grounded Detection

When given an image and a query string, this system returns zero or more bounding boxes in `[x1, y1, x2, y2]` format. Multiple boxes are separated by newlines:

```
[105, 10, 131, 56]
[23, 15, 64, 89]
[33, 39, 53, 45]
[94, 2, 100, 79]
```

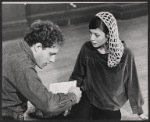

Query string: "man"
[2, 20, 81, 120]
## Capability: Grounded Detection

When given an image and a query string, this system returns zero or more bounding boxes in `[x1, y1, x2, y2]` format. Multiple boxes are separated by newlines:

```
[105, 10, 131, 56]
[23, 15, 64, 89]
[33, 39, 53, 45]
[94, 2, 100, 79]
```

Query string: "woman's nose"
[90, 34, 95, 41]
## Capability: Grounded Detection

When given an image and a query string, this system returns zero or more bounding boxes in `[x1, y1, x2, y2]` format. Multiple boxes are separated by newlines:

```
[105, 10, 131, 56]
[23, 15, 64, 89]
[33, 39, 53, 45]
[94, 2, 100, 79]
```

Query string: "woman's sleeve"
[125, 50, 144, 114]
[15, 67, 77, 117]
[69, 45, 86, 87]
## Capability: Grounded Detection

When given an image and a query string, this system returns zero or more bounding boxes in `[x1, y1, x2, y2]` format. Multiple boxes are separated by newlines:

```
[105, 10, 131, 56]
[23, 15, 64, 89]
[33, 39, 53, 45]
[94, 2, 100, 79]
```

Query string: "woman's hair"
[24, 20, 64, 48]
[89, 16, 109, 35]
[90, 12, 124, 67]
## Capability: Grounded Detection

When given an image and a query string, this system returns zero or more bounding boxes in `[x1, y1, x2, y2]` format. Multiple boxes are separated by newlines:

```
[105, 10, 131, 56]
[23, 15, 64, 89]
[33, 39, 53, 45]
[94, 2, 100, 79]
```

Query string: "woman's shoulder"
[122, 41, 135, 57]
[82, 41, 94, 50]
[82, 41, 91, 46]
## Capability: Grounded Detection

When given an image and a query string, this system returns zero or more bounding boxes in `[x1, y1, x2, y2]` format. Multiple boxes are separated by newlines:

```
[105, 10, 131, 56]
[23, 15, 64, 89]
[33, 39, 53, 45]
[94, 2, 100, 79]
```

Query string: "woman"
[68, 12, 147, 120]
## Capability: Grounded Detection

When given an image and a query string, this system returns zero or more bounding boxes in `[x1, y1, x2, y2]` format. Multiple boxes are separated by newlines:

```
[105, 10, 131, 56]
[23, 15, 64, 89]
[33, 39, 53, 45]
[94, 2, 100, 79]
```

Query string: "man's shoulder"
[7, 53, 35, 71]
[3, 53, 35, 78]
[15, 53, 35, 70]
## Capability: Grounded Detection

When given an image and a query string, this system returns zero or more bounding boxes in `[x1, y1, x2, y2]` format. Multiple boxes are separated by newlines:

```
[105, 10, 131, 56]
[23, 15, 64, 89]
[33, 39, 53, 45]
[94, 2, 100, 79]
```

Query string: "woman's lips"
[92, 42, 97, 46]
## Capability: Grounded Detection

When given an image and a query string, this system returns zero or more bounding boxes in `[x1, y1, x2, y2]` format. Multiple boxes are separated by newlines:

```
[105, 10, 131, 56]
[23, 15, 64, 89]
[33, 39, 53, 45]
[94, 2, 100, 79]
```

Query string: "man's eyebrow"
[50, 52, 57, 55]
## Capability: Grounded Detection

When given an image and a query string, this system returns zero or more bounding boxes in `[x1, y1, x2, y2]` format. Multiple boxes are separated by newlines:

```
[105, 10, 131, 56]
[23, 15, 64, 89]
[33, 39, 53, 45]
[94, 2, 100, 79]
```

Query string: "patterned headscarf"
[96, 12, 124, 67]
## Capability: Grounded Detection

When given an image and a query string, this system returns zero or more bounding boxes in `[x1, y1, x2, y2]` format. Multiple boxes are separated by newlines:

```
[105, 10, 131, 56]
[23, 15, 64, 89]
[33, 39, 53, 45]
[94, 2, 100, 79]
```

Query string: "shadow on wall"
[2, 3, 148, 41]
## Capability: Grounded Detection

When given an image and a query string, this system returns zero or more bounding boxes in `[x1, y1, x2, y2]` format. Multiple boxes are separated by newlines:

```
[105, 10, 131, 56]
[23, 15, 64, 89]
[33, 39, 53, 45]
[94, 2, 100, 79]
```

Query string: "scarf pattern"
[96, 12, 124, 67]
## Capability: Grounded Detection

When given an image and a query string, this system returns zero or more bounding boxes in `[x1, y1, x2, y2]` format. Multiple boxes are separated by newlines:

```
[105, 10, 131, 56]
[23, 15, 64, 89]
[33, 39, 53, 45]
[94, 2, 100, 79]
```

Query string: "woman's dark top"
[70, 41, 144, 114]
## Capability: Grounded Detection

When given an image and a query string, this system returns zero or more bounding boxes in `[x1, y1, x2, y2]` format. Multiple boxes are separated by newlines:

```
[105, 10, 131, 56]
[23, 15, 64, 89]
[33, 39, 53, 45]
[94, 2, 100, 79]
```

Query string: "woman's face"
[89, 28, 108, 48]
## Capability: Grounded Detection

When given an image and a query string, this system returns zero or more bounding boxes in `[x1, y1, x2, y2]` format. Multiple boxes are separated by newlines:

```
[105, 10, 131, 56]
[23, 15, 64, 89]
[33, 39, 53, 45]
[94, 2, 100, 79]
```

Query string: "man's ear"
[33, 43, 42, 52]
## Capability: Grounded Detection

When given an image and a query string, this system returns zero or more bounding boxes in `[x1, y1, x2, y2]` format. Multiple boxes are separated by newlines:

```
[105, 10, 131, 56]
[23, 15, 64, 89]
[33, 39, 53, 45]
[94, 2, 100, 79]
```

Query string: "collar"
[20, 40, 37, 67]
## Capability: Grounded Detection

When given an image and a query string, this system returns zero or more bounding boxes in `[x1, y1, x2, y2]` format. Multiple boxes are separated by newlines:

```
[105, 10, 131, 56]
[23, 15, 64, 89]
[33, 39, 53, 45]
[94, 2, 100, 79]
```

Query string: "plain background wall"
[2, 4, 26, 22]
[2, 3, 148, 41]
[2, 4, 28, 41]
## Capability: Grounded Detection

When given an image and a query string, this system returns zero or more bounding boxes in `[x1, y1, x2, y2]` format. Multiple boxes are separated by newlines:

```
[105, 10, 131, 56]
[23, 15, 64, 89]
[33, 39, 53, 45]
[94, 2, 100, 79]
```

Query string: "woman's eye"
[95, 34, 100, 37]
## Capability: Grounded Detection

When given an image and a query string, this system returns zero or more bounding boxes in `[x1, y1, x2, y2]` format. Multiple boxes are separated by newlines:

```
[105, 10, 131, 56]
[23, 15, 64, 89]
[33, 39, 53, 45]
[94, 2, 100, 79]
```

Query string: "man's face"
[89, 28, 108, 48]
[34, 43, 59, 69]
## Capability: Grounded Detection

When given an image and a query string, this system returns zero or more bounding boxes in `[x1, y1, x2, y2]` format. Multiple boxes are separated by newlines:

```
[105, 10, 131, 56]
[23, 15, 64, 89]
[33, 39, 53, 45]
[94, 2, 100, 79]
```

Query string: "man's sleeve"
[15, 67, 77, 116]
[125, 51, 144, 114]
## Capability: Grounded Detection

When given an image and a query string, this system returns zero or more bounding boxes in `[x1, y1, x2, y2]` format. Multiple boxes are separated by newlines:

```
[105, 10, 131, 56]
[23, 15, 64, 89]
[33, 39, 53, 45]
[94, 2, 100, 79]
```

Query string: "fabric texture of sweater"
[2, 40, 77, 117]
[69, 41, 144, 114]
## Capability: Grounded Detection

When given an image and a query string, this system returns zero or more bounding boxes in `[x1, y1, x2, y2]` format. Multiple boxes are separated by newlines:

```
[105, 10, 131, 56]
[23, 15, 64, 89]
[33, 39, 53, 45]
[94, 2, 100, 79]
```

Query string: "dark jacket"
[69, 41, 144, 114]
[2, 40, 76, 117]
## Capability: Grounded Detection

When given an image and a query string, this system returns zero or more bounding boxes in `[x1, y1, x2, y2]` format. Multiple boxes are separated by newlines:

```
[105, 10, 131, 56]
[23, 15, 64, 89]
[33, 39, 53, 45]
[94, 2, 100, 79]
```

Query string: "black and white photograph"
[2, 1, 148, 121]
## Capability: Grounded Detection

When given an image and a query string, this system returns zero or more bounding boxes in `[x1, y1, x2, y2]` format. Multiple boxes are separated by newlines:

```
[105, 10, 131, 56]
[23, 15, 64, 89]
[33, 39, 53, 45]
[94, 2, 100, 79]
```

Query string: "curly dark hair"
[24, 20, 64, 48]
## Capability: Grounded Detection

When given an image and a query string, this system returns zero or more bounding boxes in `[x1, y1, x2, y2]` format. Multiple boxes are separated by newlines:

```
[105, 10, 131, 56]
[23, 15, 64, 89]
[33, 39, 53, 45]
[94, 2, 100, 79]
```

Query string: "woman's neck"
[97, 43, 109, 54]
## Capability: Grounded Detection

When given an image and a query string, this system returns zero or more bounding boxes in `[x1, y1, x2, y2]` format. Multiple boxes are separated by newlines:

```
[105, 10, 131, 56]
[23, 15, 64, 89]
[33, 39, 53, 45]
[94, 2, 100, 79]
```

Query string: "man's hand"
[68, 86, 82, 103]
[138, 113, 148, 120]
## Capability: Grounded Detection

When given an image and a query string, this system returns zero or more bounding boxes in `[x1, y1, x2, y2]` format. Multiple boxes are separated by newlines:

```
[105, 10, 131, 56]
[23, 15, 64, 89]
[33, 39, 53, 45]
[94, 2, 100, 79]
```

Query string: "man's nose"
[49, 55, 56, 63]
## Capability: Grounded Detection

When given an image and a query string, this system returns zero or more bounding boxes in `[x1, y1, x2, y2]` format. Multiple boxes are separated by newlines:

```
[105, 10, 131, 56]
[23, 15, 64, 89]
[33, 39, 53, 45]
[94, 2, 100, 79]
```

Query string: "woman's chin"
[92, 44, 98, 47]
